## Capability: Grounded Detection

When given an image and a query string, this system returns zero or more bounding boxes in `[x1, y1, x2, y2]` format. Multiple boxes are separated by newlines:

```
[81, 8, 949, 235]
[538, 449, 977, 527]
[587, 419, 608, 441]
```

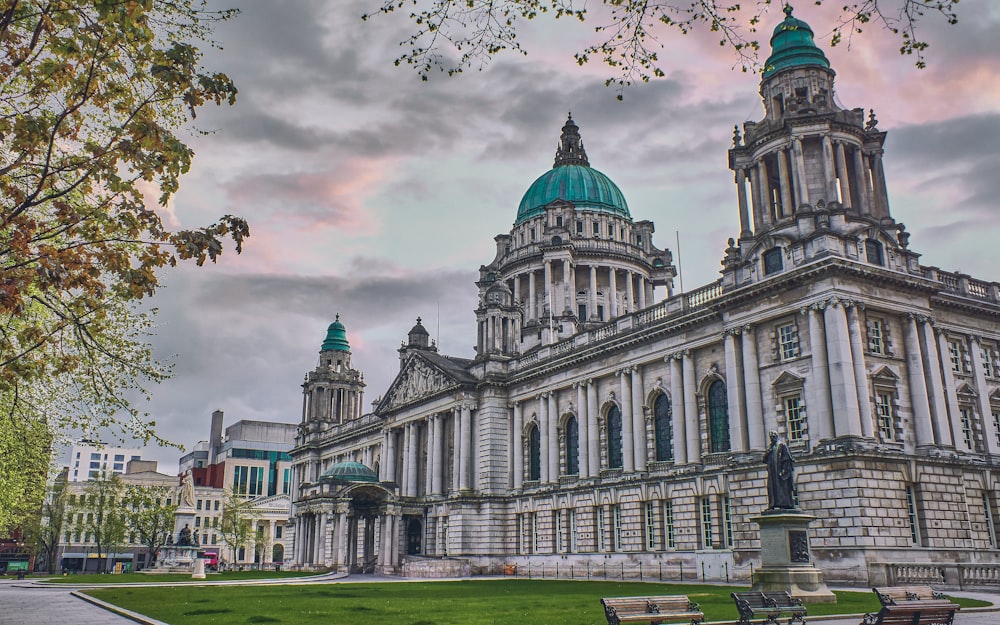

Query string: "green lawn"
[44, 570, 320, 584]
[84, 579, 987, 625]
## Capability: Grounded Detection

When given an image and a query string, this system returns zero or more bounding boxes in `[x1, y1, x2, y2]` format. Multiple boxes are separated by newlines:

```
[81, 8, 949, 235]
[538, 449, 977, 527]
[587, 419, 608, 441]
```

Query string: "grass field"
[84, 579, 988, 625]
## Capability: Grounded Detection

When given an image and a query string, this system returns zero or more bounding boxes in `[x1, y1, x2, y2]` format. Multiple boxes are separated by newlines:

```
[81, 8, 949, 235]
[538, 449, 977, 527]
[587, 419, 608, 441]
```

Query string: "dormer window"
[865, 239, 884, 266]
[763, 247, 784, 275]
[576, 220, 583, 234]
[593, 222, 600, 237]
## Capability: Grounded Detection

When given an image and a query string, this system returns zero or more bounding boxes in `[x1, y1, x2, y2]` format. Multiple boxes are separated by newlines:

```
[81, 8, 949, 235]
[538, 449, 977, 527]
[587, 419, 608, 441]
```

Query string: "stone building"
[289, 7, 1000, 585]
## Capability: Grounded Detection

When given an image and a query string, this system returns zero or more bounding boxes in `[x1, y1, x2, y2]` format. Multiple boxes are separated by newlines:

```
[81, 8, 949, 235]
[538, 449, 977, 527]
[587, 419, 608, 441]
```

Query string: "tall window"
[949, 340, 963, 373]
[612, 505, 623, 551]
[874, 392, 896, 442]
[569, 509, 578, 553]
[597, 506, 607, 552]
[654, 394, 673, 461]
[865, 239, 885, 266]
[905, 486, 921, 545]
[960, 407, 974, 450]
[645, 501, 657, 550]
[701, 497, 713, 549]
[708, 381, 730, 453]
[867, 318, 886, 355]
[249, 466, 264, 496]
[784, 395, 805, 441]
[554, 509, 565, 553]
[723, 496, 734, 548]
[664, 500, 676, 549]
[528, 424, 541, 481]
[607, 406, 623, 469]
[282, 468, 291, 494]
[777, 323, 799, 361]
[762, 247, 783, 275]
[982, 346, 995, 378]
[233, 466, 249, 495]
[993, 410, 1000, 449]
[984, 493, 997, 548]
[565, 416, 579, 475]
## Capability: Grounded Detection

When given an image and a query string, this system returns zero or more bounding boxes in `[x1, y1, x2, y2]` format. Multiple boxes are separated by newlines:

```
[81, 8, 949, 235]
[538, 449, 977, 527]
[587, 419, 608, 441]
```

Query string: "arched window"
[528, 424, 541, 481]
[607, 405, 623, 469]
[708, 380, 730, 453]
[565, 416, 579, 475]
[654, 394, 673, 461]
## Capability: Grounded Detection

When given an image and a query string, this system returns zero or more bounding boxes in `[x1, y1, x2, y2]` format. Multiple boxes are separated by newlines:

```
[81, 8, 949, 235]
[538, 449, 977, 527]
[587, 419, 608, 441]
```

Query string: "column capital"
[723, 326, 743, 337]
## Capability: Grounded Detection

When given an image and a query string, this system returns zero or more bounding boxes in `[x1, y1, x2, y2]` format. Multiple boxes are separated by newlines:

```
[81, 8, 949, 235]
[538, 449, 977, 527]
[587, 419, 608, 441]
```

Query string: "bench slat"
[601, 595, 704, 625]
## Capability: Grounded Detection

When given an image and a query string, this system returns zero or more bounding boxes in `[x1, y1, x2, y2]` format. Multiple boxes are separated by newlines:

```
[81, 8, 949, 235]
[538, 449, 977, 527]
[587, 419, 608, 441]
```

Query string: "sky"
[95, 0, 1000, 471]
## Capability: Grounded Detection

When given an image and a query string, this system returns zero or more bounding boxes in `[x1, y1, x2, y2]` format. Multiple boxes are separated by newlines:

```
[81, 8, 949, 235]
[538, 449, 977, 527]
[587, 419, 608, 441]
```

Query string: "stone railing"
[922, 267, 1000, 304]
[878, 562, 1000, 589]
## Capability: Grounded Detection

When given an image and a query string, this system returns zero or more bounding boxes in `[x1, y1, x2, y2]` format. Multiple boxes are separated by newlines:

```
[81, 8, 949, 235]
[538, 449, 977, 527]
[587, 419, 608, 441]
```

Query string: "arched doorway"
[406, 518, 422, 555]
[272, 543, 284, 563]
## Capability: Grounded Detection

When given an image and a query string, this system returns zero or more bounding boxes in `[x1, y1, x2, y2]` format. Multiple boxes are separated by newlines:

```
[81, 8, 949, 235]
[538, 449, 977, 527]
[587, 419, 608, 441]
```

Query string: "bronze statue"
[177, 523, 198, 547]
[764, 431, 796, 510]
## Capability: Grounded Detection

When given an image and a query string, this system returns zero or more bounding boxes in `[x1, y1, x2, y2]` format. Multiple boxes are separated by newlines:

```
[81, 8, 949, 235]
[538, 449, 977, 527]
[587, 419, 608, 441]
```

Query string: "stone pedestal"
[191, 558, 206, 579]
[751, 510, 836, 604]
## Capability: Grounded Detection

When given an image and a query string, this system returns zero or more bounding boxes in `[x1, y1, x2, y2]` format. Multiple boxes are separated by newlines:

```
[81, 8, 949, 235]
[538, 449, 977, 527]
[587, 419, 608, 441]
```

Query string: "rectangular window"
[114, 454, 124, 462]
[867, 318, 885, 355]
[578, 304, 587, 320]
[576, 220, 583, 234]
[982, 347, 994, 378]
[90, 453, 100, 460]
[212, 533, 218, 545]
[89, 461, 100, 469]
[785, 396, 805, 441]
[249, 466, 263, 496]
[597, 506, 607, 552]
[636, 235, 642, 246]
[233, 466, 249, 494]
[196, 499, 203, 511]
[645, 501, 657, 551]
[724, 496, 734, 548]
[611, 505, 622, 552]
[195, 517, 201, 528]
[875, 393, 895, 442]
[282, 468, 291, 495]
[664, 500, 675, 549]
[777, 323, 799, 361]
[592, 221, 600, 236]
[701, 498, 713, 549]
[960, 407, 974, 450]
[275, 525, 283, 539]
[984, 493, 997, 548]
[569, 509, 577, 553]
[112, 463, 123, 471]
[517, 515, 526, 554]
[214, 500, 220, 511]
[949, 340, 962, 373]
[530, 228, 536, 241]
[554, 509, 564, 553]
[906, 486, 920, 545]
[993, 410, 1000, 449]
[532, 513, 540, 554]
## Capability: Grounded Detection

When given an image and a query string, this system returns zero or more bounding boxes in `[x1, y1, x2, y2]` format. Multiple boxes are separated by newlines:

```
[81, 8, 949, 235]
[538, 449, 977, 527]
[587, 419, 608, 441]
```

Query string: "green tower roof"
[763, 5, 831, 78]
[320, 314, 350, 352]
[515, 115, 630, 225]
[320, 461, 379, 483]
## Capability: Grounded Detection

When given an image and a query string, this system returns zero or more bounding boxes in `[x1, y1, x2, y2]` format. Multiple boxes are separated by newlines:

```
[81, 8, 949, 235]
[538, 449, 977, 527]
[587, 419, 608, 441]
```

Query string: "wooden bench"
[731, 591, 807, 625]
[860, 602, 960, 625]
[600, 595, 704, 625]
[872, 586, 948, 606]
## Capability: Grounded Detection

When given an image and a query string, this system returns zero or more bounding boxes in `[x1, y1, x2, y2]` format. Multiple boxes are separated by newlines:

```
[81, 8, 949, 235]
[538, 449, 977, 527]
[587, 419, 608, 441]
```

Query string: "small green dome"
[763, 5, 831, 78]
[320, 461, 379, 483]
[515, 114, 630, 226]
[321, 314, 350, 352]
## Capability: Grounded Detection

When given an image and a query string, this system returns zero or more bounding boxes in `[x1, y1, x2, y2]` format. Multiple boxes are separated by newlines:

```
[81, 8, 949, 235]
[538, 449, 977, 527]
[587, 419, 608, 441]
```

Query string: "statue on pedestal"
[764, 431, 796, 510]
[177, 523, 198, 547]
[179, 469, 196, 509]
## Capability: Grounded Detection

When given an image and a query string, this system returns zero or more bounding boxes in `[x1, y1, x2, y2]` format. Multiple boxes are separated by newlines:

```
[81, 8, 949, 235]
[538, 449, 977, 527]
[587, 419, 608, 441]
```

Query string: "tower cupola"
[321, 314, 351, 352]
[763, 5, 831, 78]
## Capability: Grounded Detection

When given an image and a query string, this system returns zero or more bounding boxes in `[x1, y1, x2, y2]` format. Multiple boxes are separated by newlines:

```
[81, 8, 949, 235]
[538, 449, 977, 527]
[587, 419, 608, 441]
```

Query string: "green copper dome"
[320, 461, 379, 483]
[515, 115, 630, 226]
[763, 5, 831, 78]
[321, 314, 350, 352]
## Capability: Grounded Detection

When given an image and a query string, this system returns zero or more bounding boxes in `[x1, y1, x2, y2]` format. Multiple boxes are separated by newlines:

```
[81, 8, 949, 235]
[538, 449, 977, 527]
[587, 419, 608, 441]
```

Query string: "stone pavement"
[1, 576, 998, 625]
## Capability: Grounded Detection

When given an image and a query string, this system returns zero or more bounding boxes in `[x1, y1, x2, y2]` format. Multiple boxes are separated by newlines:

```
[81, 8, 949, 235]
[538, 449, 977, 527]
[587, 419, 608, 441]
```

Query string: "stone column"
[608, 267, 618, 318]
[408, 422, 420, 496]
[512, 402, 524, 489]
[822, 136, 838, 201]
[400, 425, 411, 496]
[576, 384, 589, 477]
[528, 270, 537, 321]
[513, 274, 521, 306]
[937, 330, 963, 448]
[904, 315, 936, 447]
[637, 277, 647, 310]
[452, 409, 462, 492]
[669, 355, 687, 464]
[336, 511, 349, 570]
[547, 393, 559, 481]
[871, 149, 890, 218]
[757, 160, 771, 225]
[432, 415, 444, 494]
[824, 301, 863, 438]
[586, 380, 599, 477]
[970, 336, 1000, 455]
[683, 353, 700, 463]
[544, 260, 553, 319]
[846, 305, 874, 438]
[425, 417, 435, 495]
[921, 321, 953, 447]
[460, 405, 473, 491]
[777, 149, 793, 218]
[620, 370, 635, 472]
[724, 331, 747, 451]
[625, 271, 635, 314]
[589, 266, 598, 320]
[835, 141, 853, 208]
[792, 137, 808, 206]
[807, 307, 834, 442]
[852, 147, 869, 214]
[749, 162, 762, 228]
[736, 168, 751, 236]
[316, 513, 327, 565]
[630, 367, 646, 471]
[741, 328, 765, 449]
[538, 395, 549, 483]
[562, 258, 571, 314]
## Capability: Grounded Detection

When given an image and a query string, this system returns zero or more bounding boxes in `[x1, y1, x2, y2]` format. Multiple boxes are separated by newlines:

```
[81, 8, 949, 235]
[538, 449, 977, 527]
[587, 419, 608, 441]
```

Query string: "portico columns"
[625, 272, 635, 314]
[431, 414, 444, 494]
[512, 402, 524, 489]
[589, 266, 598, 320]
[724, 331, 747, 451]
[452, 409, 462, 492]
[586, 380, 599, 477]
[538, 395, 549, 483]
[777, 149, 793, 218]
[459, 405, 473, 491]
[971, 336, 1000, 455]
[609, 268, 618, 318]
[921, 321, 953, 447]
[740, 328, 765, 449]
[620, 370, 635, 472]
[904, 314, 936, 447]
[824, 301, 863, 438]
[937, 330, 963, 447]
[682, 353, 700, 462]
[547, 393, 559, 480]
[846, 305, 874, 438]
[736, 168, 751, 236]
[835, 141, 853, 208]
[576, 384, 589, 477]
[630, 367, 646, 471]
[807, 306, 834, 442]
[528, 271, 537, 321]
[668, 355, 687, 464]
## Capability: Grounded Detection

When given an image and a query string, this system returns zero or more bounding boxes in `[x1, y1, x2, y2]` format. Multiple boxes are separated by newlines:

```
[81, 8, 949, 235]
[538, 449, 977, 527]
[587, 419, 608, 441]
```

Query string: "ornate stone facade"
[288, 9, 1000, 585]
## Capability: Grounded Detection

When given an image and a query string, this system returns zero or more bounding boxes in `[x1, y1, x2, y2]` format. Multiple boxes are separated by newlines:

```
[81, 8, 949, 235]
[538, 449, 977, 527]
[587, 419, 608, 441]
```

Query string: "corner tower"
[725, 5, 919, 287]
[299, 315, 366, 431]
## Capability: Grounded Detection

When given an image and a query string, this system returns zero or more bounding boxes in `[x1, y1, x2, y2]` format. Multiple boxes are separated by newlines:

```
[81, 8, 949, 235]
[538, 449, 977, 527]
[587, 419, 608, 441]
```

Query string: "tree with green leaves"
[72, 471, 127, 573]
[0, 0, 247, 535]
[21, 471, 68, 573]
[122, 483, 177, 568]
[365, 0, 962, 92]
[219, 487, 256, 566]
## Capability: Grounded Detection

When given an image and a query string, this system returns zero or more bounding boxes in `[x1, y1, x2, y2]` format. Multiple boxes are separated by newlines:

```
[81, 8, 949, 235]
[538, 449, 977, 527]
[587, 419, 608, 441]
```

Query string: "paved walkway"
[2, 576, 998, 625]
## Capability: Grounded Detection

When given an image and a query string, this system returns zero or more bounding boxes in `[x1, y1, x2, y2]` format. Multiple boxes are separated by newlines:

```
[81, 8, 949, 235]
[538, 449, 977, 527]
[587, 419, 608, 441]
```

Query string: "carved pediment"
[381, 356, 457, 410]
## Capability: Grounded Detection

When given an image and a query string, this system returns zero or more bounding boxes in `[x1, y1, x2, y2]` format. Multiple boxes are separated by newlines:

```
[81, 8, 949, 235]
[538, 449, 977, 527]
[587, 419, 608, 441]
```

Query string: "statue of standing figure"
[764, 431, 796, 510]
[179, 469, 196, 509]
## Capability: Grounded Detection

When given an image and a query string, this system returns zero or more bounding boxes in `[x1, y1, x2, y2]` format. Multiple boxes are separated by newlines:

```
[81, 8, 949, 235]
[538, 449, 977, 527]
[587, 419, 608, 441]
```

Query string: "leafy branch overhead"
[365, 0, 961, 91]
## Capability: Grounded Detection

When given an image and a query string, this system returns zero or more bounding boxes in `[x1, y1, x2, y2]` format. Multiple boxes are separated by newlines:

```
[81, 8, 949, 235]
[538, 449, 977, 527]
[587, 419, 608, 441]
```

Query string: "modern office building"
[288, 7, 1000, 586]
